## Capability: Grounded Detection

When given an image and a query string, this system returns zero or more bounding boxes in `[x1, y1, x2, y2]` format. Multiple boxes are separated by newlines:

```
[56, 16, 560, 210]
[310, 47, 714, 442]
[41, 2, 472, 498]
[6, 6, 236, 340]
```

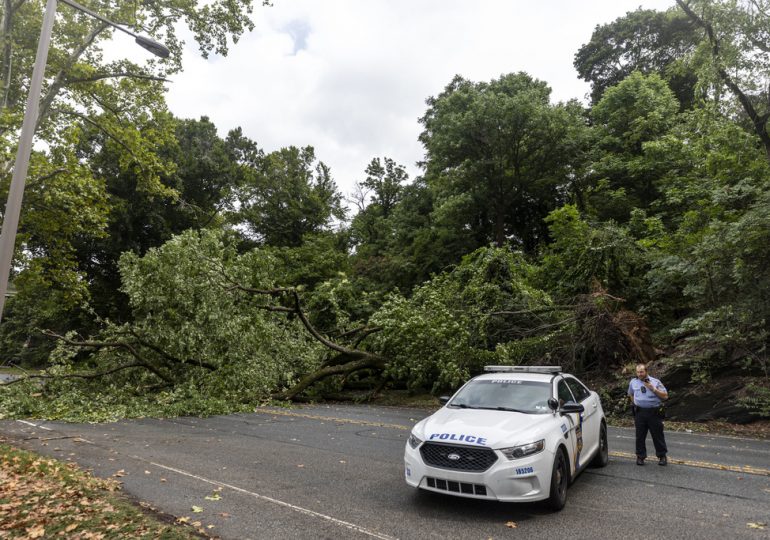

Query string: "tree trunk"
[273, 356, 387, 401]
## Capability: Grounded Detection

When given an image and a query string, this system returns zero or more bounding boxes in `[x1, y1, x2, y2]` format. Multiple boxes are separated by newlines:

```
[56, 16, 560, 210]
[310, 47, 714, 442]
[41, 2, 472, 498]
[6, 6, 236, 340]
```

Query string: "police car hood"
[419, 407, 549, 448]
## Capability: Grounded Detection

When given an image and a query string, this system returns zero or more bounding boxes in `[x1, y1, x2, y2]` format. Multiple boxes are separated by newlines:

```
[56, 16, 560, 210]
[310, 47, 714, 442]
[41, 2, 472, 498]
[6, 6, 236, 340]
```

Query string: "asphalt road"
[1, 404, 769, 540]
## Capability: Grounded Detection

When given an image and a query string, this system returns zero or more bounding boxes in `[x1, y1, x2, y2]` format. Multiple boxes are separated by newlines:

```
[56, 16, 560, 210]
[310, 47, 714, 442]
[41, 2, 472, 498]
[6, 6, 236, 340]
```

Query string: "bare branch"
[334, 325, 373, 340]
[28, 168, 68, 186]
[41, 330, 172, 383]
[749, 0, 769, 18]
[65, 72, 170, 84]
[83, 89, 127, 124]
[353, 327, 382, 348]
[506, 318, 579, 338]
[52, 109, 147, 173]
[249, 303, 295, 313]
[37, 21, 110, 130]
[491, 305, 576, 317]
[748, 36, 770, 53]
[287, 290, 373, 358]
[128, 329, 218, 371]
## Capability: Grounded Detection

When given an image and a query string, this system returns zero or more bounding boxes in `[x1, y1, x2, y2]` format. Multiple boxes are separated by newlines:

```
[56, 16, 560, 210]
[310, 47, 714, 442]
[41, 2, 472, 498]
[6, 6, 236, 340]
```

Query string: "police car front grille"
[420, 442, 498, 472]
[426, 476, 487, 496]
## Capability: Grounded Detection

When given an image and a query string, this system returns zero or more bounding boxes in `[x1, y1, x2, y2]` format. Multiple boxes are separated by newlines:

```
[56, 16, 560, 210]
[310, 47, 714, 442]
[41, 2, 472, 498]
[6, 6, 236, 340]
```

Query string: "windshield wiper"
[450, 403, 478, 409]
[473, 406, 528, 413]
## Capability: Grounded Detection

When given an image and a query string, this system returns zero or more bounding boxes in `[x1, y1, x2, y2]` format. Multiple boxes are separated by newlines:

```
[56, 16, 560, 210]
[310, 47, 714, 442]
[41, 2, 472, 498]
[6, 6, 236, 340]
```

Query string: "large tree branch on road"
[272, 356, 387, 401]
[219, 270, 390, 400]
[0, 361, 159, 387]
[41, 330, 173, 383]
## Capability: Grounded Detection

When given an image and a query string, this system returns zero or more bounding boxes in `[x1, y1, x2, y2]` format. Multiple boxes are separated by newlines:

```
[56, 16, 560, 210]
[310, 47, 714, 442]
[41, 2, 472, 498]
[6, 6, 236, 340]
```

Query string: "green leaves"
[370, 247, 554, 393]
[233, 146, 345, 248]
[419, 72, 589, 253]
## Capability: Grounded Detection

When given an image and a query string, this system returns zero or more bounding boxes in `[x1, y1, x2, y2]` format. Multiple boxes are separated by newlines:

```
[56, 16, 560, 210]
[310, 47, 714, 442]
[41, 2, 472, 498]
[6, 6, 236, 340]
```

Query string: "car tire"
[590, 421, 609, 468]
[546, 448, 569, 511]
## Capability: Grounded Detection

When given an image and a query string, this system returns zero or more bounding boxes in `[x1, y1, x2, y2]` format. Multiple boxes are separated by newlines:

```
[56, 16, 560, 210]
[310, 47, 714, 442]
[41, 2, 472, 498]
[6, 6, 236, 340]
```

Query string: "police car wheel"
[590, 422, 609, 468]
[546, 448, 569, 511]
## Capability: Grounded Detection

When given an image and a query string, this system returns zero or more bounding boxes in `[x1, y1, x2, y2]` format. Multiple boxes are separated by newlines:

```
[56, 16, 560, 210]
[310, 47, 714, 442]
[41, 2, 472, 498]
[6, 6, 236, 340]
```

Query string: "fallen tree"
[0, 234, 662, 419]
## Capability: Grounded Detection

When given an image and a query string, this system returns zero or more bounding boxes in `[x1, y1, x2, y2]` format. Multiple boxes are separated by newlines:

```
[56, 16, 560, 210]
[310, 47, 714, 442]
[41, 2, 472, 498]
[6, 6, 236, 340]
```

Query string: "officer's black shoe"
[636, 457, 645, 466]
[658, 456, 667, 466]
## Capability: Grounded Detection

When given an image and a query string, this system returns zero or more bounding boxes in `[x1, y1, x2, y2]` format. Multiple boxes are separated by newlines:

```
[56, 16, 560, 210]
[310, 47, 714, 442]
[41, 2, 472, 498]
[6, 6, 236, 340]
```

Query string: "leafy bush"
[738, 383, 770, 419]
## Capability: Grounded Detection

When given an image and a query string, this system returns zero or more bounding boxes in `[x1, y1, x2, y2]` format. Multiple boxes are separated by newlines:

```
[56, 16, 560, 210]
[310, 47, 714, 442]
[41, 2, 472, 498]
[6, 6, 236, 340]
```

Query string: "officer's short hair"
[636, 363, 647, 370]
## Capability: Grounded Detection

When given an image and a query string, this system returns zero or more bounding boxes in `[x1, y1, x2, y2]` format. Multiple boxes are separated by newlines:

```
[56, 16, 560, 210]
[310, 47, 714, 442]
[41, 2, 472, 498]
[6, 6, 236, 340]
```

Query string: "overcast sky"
[161, 0, 676, 200]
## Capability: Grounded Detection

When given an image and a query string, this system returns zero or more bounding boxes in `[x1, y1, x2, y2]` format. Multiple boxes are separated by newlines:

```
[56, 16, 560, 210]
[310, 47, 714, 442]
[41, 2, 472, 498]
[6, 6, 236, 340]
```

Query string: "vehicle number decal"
[515, 467, 534, 475]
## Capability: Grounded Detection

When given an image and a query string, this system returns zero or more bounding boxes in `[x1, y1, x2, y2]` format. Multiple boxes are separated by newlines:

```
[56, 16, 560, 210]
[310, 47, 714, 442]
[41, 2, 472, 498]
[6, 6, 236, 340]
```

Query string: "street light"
[59, 0, 170, 59]
[0, 0, 170, 323]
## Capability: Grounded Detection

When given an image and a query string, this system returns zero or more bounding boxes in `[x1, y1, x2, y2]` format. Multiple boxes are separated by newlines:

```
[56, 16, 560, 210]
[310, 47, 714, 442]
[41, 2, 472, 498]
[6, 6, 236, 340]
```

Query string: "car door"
[565, 376, 600, 461]
[555, 378, 582, 477]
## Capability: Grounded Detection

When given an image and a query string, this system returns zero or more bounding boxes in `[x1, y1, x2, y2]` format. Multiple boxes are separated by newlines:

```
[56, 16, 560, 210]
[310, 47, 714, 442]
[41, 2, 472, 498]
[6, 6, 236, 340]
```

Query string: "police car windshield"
[449, 379, 551, 414]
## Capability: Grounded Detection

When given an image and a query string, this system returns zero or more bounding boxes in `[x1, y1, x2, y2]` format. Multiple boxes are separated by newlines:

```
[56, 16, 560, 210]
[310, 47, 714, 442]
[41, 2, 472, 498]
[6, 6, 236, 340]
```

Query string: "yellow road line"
[609, 450, 770, 477]
[254, 409, 770, 478]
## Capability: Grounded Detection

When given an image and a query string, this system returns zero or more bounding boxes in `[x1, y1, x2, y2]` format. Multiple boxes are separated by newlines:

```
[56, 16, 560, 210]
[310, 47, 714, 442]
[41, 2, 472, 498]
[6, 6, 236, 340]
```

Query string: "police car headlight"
[407, 433, 423, 449]
[500, 439, 545, 460]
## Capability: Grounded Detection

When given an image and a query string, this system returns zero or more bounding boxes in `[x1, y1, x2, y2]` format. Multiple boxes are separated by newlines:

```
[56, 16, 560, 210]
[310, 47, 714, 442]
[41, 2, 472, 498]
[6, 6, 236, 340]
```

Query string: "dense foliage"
[1, 0, 769, 420]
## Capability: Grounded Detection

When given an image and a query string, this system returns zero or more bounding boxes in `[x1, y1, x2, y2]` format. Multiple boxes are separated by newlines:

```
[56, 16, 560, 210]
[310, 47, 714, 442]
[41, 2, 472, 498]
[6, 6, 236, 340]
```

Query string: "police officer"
[628, 363, 668, 466]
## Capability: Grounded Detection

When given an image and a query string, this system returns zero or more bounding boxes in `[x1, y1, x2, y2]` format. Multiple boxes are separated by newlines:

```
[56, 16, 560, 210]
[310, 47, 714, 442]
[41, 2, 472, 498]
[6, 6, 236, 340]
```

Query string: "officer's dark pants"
[635, 407, 667, 459]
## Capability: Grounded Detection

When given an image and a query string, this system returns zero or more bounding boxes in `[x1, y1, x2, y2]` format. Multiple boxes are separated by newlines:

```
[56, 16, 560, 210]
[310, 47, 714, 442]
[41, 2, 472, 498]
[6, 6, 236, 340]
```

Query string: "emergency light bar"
[484, 365, 562, 374]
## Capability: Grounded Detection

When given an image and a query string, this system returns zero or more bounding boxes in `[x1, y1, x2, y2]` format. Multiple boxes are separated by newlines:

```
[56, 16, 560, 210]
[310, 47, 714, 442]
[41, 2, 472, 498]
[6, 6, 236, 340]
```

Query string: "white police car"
[404, 366, 608, 510]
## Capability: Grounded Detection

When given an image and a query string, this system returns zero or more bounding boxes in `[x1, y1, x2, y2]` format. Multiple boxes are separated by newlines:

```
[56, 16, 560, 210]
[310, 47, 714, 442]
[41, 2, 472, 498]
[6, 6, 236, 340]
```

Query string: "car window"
[557, 379, 575, 405]
[565, 377, 591, 402]
[450, 379, 551, 414]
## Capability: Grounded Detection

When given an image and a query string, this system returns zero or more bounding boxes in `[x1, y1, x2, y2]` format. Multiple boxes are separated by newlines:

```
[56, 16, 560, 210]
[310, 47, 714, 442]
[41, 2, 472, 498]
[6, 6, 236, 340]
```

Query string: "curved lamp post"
[0, 0, 169, 323]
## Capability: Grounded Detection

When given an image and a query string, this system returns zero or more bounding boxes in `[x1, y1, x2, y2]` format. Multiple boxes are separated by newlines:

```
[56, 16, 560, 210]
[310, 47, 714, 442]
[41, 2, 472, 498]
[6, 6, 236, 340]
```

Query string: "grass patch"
[0, 444, 202, 539]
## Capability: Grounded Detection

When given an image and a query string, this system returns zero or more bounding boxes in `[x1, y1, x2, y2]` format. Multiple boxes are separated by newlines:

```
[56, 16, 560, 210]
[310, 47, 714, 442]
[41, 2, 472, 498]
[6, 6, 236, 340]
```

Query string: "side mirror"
[439, 396, 450, 405]
[560, 402, 585, 414]
[547, 398, 559, 411]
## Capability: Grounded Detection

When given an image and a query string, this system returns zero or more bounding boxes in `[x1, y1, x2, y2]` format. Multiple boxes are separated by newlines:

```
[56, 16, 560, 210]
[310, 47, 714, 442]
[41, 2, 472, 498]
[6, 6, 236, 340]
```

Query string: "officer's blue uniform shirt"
[628, 376, 666, 408]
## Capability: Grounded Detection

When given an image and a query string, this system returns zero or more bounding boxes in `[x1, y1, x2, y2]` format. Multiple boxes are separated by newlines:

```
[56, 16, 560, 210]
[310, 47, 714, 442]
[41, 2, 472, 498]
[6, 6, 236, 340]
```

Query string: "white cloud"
[158, 0, 676, 198]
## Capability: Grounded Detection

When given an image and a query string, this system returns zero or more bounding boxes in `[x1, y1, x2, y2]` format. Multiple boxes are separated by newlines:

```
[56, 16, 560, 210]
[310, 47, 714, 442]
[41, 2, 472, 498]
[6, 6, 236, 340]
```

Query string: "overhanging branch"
[65, 72, 170, 84]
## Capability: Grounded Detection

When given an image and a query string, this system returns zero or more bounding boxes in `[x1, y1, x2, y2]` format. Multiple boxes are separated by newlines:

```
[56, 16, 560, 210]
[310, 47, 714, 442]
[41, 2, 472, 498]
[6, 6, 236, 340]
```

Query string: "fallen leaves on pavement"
[0, 444, 198, 539]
